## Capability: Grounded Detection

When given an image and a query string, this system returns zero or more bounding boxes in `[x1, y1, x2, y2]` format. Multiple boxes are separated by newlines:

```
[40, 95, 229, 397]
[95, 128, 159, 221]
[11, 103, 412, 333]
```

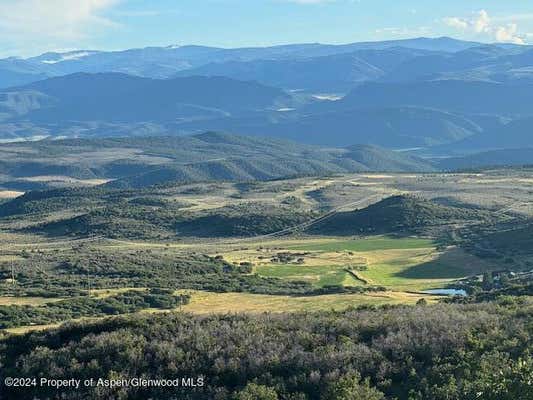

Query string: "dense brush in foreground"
[1, 299, 531, 399]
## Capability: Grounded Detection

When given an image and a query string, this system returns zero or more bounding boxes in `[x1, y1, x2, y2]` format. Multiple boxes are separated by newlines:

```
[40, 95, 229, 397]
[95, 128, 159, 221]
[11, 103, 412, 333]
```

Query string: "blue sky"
[1, 0, 533, 57]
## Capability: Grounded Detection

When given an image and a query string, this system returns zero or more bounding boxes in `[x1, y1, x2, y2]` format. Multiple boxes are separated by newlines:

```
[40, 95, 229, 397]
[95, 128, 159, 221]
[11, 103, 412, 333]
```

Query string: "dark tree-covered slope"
[1, 301, 531, 399]
[309, 195, 492, 235]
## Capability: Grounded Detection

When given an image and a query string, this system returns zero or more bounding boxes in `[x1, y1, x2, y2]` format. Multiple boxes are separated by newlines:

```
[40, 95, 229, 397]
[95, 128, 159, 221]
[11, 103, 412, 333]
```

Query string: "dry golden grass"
[90, 287, 146, 298]
[3, 323, 61, 335]
[178, 196, 238, 211]
[2, 315, 105, 335]
[2, 289, 439, 335]
[0, 296, 64, 306]
[0, 255, 24, 262]
[176, 290, 439, 314]
[358, 174, 394, 179]
[458, 177, 533, 185]
[19, 176, 112, 186]
[220, 247, 365, 268]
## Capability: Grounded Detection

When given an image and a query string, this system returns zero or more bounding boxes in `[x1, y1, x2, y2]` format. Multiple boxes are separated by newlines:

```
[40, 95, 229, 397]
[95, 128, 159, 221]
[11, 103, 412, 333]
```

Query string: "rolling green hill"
[24, 199, 316, 239]
[174, 204, 316, 238]
[32, 205, 181, 239]
[309, 195, 492, 235]
[0, 181, 317, 239]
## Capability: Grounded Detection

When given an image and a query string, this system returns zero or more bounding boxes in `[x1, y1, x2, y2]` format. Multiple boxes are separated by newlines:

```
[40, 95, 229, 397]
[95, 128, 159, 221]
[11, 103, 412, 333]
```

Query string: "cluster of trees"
[0, 289, 190, 329]
[30, 198, 191, 239]
[1, 249, 236, 297]
[175, 204, 316, 238]
[0, 186, 119, 217]
[449, 277, 533, 304]
[1, 300, 531, 399]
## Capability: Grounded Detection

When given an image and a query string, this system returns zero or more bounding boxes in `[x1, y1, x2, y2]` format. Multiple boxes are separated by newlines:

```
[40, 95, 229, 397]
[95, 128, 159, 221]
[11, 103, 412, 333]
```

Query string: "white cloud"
[443, 9, 525, 44]
[474, 10, 491, 33]
[495, 24, 524, 45]
[443, 17, 468, 31]
[0, 0, 121, 56]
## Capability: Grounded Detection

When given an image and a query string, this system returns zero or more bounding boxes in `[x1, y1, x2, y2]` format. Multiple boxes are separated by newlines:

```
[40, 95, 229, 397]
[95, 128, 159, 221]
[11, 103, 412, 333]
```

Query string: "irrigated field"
[283, 237, 435, 252]
[215, 236, 495, 292]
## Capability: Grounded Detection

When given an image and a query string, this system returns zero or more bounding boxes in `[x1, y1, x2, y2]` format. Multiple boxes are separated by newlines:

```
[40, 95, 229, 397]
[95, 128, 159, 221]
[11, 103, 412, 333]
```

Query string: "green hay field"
[283, 237, 436, 252]
[255, 264, 363, 287]
[244, 237, 496, 292]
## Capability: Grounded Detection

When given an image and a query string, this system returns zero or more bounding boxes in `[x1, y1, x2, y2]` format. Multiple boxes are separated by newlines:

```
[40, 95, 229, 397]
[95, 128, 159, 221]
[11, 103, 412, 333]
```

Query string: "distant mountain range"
[2, 71, 532, 150]
[318, 80, 533, 117]
[0, 37, 482, 89]
[1, 37, 533, 156]
[0, 73, 288, 124]
[174, 48, 433, 93]
[189, 106, 483, 147]
[0, 37, 528, 92]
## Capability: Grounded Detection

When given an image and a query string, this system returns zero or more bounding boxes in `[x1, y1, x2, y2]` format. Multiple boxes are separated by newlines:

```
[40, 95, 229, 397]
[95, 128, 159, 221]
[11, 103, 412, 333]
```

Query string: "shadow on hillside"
[395, 247, 489, 280]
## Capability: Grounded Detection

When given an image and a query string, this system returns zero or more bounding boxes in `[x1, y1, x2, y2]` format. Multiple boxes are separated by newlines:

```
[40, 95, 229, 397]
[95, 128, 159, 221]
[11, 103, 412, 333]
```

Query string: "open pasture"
[177, 290, 439, 314]
[0, 296, 64, 306]
[256, 263, 364, 287]
[282, 236, 435, 252]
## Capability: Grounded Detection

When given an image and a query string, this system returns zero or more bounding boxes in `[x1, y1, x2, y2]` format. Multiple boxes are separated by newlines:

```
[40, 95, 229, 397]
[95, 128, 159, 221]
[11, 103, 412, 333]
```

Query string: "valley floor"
[1, 170, 532, 334]
[0, 234, 496, 334]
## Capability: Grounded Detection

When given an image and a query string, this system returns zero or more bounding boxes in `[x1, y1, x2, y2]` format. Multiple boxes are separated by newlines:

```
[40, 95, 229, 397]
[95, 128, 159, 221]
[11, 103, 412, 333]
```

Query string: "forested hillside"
[308, 195, 493, 235]
[0, 133, 436, 192]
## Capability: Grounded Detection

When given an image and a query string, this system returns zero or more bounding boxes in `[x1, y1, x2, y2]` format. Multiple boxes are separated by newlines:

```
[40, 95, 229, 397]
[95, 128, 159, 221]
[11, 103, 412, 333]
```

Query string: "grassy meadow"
[176, 290, 439, 314]
[215, 236, 494, 292]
